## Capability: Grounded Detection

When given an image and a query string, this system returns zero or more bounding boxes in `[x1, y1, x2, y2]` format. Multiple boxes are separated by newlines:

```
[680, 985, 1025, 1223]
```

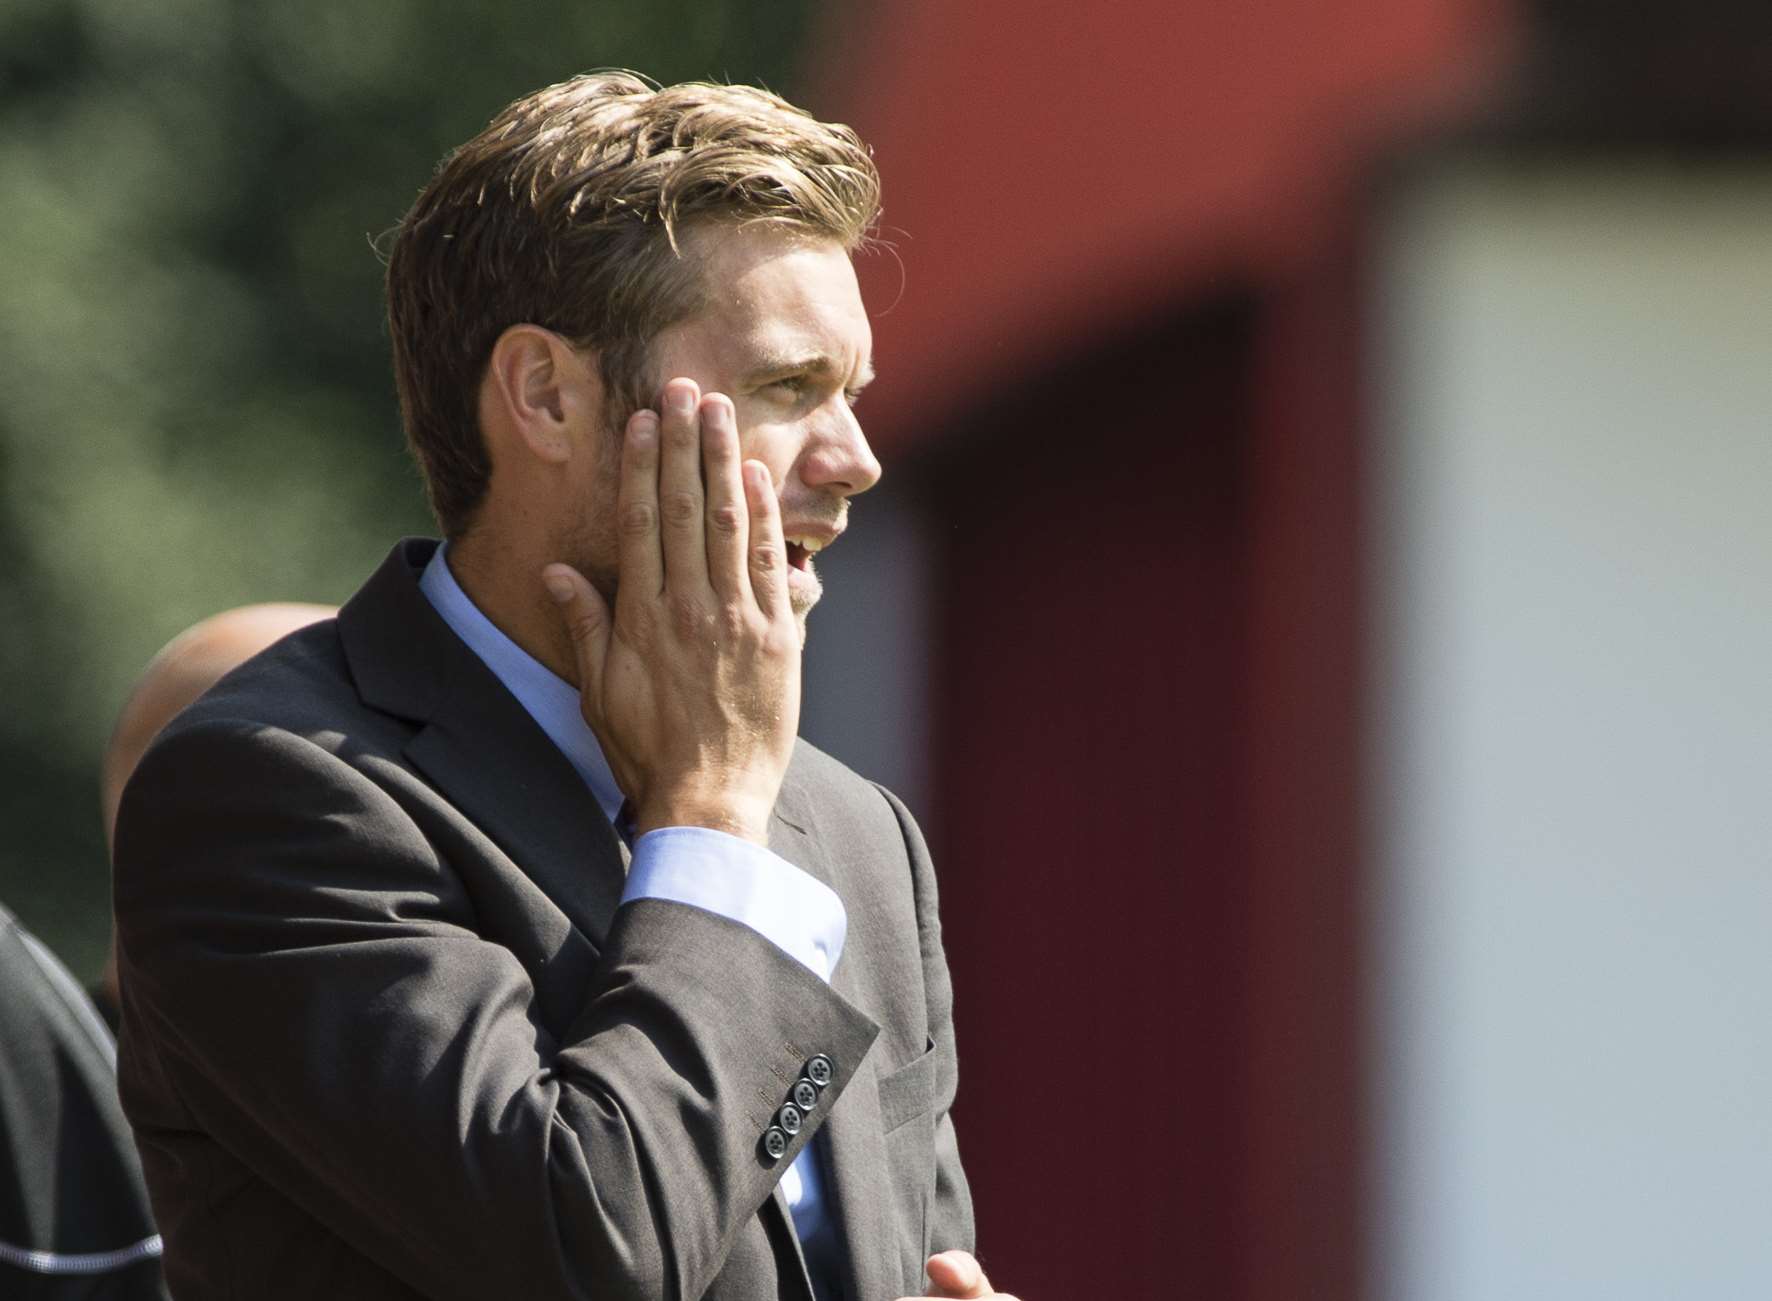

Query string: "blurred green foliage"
[0, 0, 818, 978]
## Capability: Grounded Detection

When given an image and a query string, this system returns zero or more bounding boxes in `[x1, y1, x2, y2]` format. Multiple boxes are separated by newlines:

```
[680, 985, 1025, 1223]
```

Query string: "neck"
[445, 529, 581, 687]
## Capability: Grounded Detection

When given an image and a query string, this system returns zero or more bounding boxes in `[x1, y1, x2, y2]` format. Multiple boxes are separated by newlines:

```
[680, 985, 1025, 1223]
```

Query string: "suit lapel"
[769, 763, 896, 1301]
[339, 540, 628, 946]
[404, 685, 628, 946]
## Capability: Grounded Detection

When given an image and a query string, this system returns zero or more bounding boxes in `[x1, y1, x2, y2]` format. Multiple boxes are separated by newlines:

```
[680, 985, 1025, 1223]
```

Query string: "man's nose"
[799, 403, 882, 497]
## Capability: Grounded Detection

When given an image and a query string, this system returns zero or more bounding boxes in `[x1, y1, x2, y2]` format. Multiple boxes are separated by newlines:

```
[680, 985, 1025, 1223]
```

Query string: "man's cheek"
[735, 418, 796, 481]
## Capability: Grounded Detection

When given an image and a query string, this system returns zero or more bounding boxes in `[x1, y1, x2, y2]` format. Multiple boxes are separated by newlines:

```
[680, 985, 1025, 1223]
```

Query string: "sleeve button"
[762, 1126, 789, 1162]
[792, 1079, 820, 1112]
[805, 1054, 835, 1088]
[776, 1103, 803, 1136]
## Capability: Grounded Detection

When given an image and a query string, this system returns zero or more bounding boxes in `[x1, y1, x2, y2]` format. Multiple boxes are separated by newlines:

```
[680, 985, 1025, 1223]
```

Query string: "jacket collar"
[338, 538, 629, 946]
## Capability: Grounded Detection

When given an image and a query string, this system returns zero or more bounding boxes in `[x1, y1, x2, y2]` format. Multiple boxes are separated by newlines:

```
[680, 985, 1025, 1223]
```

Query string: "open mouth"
[785, 536, 828, 572]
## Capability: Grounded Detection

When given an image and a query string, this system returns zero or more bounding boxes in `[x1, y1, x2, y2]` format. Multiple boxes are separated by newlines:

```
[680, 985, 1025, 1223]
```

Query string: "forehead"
[668, 223, 872, 375]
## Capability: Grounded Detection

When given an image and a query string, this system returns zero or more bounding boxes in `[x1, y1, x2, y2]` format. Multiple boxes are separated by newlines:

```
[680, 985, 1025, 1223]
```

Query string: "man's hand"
[897, 1250, 1020, 1300]
[544, 377, 800, 845]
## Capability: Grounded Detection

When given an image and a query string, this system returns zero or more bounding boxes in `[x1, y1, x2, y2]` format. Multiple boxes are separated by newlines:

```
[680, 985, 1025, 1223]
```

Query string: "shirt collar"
[418, 543, 625, 825]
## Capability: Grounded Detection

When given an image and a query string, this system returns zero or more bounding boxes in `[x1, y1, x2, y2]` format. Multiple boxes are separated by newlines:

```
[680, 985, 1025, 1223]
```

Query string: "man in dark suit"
[113, 73, 1015, 1301]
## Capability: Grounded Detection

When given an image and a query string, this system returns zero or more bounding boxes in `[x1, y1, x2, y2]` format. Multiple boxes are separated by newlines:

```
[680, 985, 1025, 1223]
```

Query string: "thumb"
[924, 1250, 993, 1298]
[542, 564, 610, 708]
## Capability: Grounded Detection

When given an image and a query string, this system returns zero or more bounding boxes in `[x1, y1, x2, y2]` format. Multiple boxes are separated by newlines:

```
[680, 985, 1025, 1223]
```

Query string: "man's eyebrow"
[742, 351, 877, 388]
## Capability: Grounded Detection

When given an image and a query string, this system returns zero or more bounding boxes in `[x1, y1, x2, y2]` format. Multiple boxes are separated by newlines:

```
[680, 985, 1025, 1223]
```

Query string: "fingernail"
[629, 413, 657, 444]
[543, 573, 574, 604]
[669, 384, 697, 414]
[702, 397, 730, 429]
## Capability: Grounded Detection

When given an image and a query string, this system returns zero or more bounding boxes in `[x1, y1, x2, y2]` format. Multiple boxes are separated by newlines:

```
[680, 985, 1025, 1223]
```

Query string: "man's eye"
[770, 376, 808, 396]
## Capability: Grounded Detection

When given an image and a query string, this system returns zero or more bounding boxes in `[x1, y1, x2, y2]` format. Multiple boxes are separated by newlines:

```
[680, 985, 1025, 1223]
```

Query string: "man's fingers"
[657, 377, 708, 591]
[701, 394, 749, 600]
[542, 564, 610, 712]
[917, 1250, 1001, 1299]
[743, 459, 790, 620]
[616, 409, 662, 601]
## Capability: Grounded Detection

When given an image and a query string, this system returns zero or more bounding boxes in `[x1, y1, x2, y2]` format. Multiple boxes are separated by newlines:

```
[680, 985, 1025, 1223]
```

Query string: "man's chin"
[787, 562, 820, 636]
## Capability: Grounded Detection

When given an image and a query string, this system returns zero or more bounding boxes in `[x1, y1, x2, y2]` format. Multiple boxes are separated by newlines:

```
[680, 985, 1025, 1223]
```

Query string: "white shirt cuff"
[620, 826, 847, 982]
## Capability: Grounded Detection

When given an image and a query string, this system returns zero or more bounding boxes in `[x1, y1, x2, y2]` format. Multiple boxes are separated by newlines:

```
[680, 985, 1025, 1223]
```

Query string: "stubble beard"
[556, 524, 820, 657]
[561, 421, 827, 648]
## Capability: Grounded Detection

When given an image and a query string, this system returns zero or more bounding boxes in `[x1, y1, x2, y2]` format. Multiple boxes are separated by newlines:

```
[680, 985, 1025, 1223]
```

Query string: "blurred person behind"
[93, 603, 336, 1027]
[0, 603, 329, 1300]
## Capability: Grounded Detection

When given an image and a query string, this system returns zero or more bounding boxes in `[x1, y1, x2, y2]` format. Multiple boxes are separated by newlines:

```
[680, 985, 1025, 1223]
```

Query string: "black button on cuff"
[762, 1126, 789, 1162]
[805, 1054, 835, 1088]
[776, 1103, 803, 1136]
[792, 1079, 820, 1112]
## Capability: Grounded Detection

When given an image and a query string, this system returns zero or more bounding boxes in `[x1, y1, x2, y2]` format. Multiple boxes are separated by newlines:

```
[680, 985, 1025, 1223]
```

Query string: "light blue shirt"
[418, 546, 847, 1283]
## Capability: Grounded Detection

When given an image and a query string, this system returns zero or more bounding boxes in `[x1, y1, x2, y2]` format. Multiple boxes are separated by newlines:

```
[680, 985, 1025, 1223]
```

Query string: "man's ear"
[481, 324, 602, 465]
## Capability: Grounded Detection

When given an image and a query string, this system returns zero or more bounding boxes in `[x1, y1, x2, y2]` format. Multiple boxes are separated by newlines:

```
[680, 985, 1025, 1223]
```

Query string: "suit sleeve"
[874, 784, 976, 1258]
[113, 719, 879, 1301]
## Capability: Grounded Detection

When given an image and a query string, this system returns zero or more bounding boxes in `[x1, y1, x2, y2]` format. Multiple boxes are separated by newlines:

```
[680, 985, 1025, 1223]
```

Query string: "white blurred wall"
[1372, 163, 1772, 1300]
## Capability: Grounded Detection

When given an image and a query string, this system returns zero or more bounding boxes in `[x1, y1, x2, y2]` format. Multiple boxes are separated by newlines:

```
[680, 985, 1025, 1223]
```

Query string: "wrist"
[635, 797, 773, 846]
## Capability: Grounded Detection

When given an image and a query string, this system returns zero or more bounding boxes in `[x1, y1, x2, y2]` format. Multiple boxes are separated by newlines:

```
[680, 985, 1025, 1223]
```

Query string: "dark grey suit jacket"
[113, 539, 972, 1300]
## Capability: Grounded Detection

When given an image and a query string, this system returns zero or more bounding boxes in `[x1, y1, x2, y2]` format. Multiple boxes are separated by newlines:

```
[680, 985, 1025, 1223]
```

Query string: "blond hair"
[385, 72, 881, 537]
